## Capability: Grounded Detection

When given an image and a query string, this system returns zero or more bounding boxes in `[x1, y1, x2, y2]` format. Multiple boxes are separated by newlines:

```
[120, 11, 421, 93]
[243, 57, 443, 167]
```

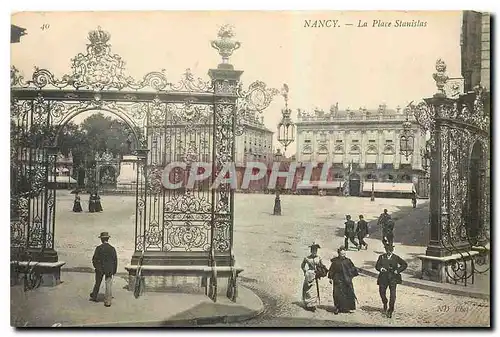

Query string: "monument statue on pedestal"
[116, 136, 140, 191]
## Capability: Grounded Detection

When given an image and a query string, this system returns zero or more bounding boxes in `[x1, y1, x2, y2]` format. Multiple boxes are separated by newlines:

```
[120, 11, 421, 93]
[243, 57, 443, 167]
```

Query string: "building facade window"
[334, 172, 344, 179]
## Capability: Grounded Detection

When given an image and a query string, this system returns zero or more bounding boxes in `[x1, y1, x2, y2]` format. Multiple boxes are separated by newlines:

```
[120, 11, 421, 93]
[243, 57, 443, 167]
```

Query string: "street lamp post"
[273, 148, 283, 215]
[277, 84, 295, 153]
[371, 176, 375, 202]
[274, 84, 295, 215]
[400, 106, 415, 160]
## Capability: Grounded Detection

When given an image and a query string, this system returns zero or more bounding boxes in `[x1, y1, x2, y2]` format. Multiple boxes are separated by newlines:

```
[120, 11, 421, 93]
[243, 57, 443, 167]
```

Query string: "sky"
[11, 11, 463, 155]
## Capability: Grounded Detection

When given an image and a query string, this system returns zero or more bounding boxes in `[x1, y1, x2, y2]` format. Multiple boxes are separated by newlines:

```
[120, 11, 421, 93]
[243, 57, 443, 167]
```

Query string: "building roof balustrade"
[296, 113, 416, 124]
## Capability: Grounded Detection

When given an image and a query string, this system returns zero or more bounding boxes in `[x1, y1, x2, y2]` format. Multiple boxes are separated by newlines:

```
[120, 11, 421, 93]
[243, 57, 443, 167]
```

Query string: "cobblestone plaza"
[49, 192, 489, 327]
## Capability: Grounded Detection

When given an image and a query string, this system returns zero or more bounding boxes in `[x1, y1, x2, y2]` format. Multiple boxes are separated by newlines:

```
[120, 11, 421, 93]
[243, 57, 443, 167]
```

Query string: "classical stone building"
[461, 11, 490, 92]
[461, 11, 491, 183]
[294, 104, 425, 197]
[234, 111, 274, 166]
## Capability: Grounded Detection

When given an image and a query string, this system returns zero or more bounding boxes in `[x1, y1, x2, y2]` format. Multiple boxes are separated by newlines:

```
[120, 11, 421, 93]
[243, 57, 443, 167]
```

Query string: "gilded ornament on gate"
[433, 58, 449, 95]
[211, 24, 241, 64]
[243, 81, 280, 112]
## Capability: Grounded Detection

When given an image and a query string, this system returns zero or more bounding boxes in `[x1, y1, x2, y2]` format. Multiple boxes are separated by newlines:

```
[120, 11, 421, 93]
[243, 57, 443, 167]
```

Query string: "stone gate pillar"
[207, 28, 244, 287]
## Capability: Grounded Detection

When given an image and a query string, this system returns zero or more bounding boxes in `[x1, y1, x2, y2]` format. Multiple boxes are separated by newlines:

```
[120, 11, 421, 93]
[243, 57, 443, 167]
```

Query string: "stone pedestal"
[418, 250, 479, 284]
[472, 244, 490, 264]
[11, 261, 66, 287]
[116, 155, 139, 190]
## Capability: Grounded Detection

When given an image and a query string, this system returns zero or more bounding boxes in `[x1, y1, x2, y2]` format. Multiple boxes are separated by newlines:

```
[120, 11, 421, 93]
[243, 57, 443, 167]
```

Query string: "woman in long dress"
[72, 192, 83, 212]
[300, 242, 328, 312]
[95, 193, 103, 212]
[328, 246, 359, 314]
[88, 193, 96, 213]
[273, 190, 281, 215]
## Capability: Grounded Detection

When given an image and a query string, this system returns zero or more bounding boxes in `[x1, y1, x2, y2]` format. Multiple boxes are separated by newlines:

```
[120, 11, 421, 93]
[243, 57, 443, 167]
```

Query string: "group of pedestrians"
[343, 214, 369, 250]
[344, 209, 395, 250]
[300, 208, 407, 318]
[72, 191, 103, 213]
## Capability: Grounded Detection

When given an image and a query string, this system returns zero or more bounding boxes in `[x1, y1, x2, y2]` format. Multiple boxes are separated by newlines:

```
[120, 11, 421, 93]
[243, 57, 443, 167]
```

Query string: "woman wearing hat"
[95, 193, 103, 212]
[300, 241, 328, 312]
[72, 191, 83, 213]
[328, 246, 359, 314]
[88, 193, 96, 213]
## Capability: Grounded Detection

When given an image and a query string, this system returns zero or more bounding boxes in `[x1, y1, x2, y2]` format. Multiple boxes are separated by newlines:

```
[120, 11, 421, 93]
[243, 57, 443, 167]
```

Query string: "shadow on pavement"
[359, 259, 377, 271]
[292, 301, 336, 313]
[359, 305, 383, 314]
[317, 304, 335, 313]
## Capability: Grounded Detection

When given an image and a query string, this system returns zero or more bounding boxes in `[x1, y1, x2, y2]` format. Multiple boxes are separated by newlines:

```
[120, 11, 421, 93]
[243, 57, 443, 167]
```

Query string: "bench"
[124, 251, 243, 302]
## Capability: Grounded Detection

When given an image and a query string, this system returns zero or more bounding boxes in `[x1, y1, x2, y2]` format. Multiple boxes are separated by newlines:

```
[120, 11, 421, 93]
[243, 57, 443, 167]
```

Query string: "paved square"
[51, 192, 489, 327]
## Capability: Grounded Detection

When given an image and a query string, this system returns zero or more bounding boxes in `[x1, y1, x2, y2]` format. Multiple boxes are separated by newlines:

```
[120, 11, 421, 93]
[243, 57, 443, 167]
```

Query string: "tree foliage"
[11, 112, 143, 168]
[78, 113, 142, 157]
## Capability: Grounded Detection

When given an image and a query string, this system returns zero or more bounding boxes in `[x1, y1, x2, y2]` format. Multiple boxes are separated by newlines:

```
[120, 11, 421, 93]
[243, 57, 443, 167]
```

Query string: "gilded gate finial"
[211, 24, 241, 65]
[433, 58, 449, 95]
[88, 26, 111, 46]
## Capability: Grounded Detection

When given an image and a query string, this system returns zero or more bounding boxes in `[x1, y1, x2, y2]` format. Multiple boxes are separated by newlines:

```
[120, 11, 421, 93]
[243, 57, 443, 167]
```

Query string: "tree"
[79, 113, 143, 157]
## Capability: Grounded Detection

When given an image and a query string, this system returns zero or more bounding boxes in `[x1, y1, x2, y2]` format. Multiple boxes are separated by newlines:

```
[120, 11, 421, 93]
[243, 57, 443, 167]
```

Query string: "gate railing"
[410, 59, 490, 286]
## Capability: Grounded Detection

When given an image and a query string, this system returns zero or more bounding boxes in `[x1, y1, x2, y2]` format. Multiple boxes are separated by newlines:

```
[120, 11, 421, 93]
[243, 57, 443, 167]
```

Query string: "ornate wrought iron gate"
[11, 25, 278, 292]
[410, 59, 490, 285]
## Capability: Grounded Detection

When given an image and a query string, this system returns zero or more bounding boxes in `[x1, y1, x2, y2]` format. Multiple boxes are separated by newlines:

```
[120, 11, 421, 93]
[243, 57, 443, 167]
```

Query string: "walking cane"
[315, 278, 321, 305]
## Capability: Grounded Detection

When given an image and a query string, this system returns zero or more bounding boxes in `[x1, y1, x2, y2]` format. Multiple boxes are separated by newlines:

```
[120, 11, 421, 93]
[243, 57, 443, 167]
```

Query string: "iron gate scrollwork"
[11, 25, 279, 275]
[410, 59, 490, 285]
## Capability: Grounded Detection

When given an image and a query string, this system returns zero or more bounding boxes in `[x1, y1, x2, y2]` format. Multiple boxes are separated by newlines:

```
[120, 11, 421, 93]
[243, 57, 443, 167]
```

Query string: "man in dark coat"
[356, 215, 369, 250]
[90, 232, 117, 307]
[343, 215, 358, 250]
[375, 244, 408, 318]
[377, 209, 391, 227]
[328, 246, 359, 314]
[382, 219, 395, 247]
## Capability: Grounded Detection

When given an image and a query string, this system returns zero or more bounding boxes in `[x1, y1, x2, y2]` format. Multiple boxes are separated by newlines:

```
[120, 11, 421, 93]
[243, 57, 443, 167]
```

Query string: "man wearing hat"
[382, 218, 395, 247]
[90, 232, 118, 307]
[375, 244, 408, 318]
[377, 209, 391, 228]
[343, 215, 359, 250]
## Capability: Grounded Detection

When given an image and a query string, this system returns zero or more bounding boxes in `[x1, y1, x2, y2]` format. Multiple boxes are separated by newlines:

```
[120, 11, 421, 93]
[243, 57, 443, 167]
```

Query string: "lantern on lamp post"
[421, 143, 431, 174]
[277, 84, 295, 152]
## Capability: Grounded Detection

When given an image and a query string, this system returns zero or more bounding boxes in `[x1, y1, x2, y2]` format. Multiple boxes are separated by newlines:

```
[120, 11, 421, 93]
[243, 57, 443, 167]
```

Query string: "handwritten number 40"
[41, 24, 50, 30]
